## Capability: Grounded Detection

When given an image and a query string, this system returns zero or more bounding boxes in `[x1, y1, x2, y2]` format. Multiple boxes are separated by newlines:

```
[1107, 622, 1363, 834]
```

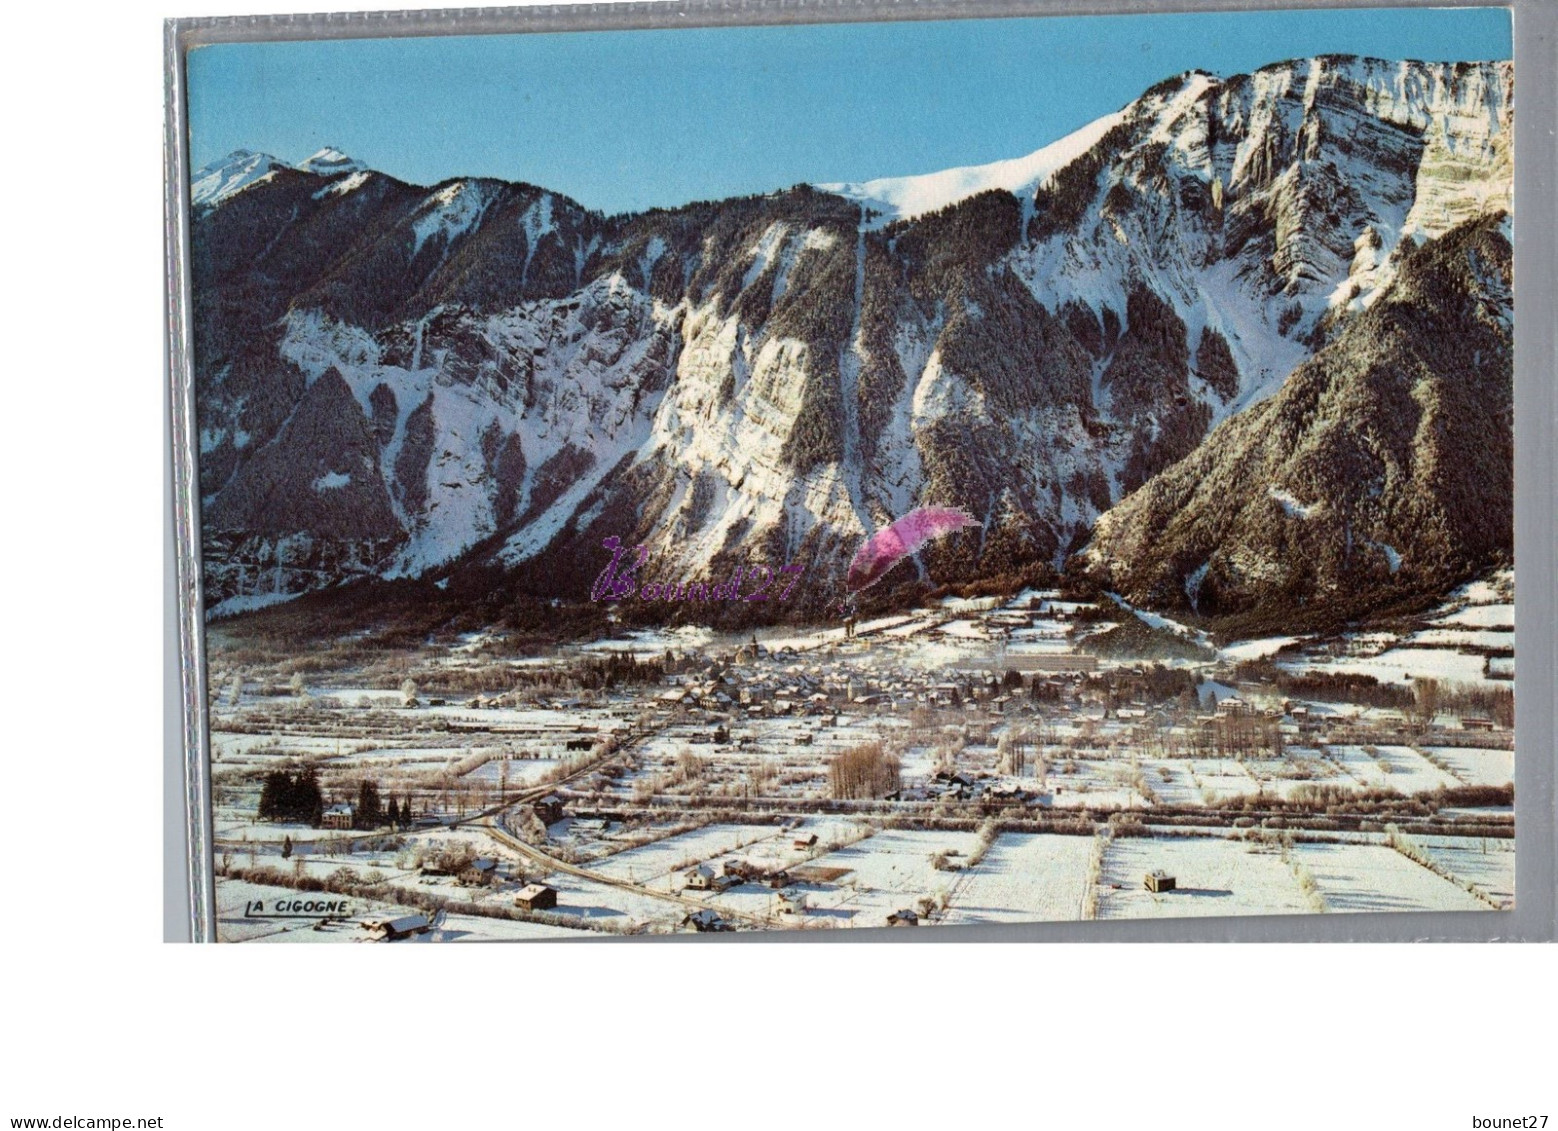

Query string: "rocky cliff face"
[190, 56, 1512, 621]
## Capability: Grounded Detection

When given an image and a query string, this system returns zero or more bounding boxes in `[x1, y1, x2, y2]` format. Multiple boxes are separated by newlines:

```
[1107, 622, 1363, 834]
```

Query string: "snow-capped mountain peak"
[297, 146, 367, 176]
[190, 149, 285, 208]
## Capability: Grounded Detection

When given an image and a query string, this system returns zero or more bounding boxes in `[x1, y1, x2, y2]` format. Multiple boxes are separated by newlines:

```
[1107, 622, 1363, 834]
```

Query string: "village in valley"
[208, 571, 1515, 941]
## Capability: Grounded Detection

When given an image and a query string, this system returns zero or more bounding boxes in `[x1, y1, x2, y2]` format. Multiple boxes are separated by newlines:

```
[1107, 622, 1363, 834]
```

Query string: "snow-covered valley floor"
[205, 572, 1516, 939]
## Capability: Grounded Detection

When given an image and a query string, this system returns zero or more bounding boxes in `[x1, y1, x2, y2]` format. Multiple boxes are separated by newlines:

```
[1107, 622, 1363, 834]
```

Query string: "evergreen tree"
[356, 780, 382, 830]
[281, 835, 293, 860]
[276, 772, 297, 819]
[257, 772, 282, 821]
[299, 768, 324, 827]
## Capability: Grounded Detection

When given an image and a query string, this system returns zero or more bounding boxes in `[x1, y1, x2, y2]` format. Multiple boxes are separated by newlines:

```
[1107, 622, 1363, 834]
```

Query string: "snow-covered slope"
[815, 110, 1128, 228]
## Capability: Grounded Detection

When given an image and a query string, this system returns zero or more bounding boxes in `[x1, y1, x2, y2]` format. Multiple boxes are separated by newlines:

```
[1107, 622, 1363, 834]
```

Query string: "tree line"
[352, 779, 415, 830]
[257, 770, 413, 829]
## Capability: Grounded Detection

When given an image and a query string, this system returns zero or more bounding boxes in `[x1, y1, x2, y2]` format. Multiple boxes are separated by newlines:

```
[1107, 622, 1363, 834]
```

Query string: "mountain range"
[189, 56, 1513, 629]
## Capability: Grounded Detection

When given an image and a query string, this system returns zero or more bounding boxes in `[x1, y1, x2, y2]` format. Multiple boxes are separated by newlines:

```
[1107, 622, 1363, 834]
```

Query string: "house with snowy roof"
[321, 802, 354, 830]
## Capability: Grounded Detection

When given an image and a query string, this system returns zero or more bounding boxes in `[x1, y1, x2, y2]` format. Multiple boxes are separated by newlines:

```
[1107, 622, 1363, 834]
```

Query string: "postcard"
[180, 5, 1516, 940]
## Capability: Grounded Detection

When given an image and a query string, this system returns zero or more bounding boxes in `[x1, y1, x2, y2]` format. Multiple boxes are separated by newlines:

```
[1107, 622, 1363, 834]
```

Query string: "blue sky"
[187, 7, 1511, 215]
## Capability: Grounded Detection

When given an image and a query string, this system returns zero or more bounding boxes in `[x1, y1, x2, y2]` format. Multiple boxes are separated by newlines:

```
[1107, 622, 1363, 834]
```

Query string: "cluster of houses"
[648, 648, 1037, 721]
[672, 834, 824, 930]
[412, 852, 564, 912]
[887, 770, 1042, 805]
[418, 855, 502, 886]
[679, 846, 811, 894]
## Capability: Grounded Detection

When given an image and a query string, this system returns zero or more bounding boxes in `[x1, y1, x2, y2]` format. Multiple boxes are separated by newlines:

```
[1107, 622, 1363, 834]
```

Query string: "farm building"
[514, 883, 558, 912]
[657, 688, 691, 709]
[1144, 870, 1176, 893]
[360, 914, 431, 941]
[681, 909, 730, 933]
[534, 796, 566, 824]
[683, 864, 715, 891]
[320, 803, 354, 830]
[461, 858, 499, 886]
[792, 833, 818, 850]
[885, 909, 919, 927]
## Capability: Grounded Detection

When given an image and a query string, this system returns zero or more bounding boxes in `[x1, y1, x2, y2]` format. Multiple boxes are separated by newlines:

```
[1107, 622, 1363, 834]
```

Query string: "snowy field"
[1005, 624, 1078, 653]
[1321, 745, 1462, 794]
[528, 871, 682, 926]
[591, 823, 789, 888]
[207, 562, 1517, 939]
[1408, 627, 1514, 649]
[1289, 842, 1489, 913]
[939, 834, 1096, 925]
[1184, 759, 1261, 805]
[1095, 837, 1314, 920]
[1047, 760, 1144, 810]
[1421, 746, 1513, 788]
[460, 757, 565, 787]
[1433, 604, 1514, 628]
[1143, 762, 1205, 806]
[1281, 646, 1500, 689]
[1220, 636, 1307, 662]
[798, 828, 986, 927]
[1415, 837, 1514, 908]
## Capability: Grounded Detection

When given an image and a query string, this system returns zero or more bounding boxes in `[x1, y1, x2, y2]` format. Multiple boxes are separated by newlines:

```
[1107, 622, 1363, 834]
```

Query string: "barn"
[360, 913, 431, 941]
[514, 883, 558, 912]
